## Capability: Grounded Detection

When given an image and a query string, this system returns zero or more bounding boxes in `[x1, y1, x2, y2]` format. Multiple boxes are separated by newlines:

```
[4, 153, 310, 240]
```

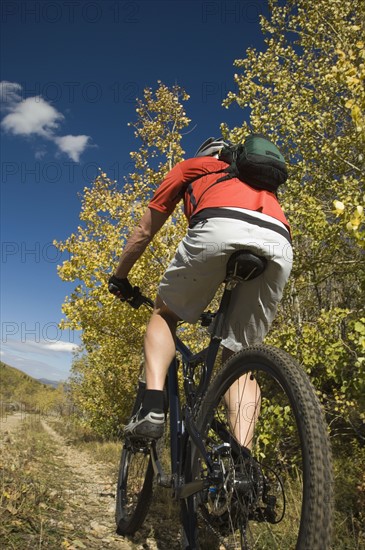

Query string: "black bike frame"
[167, 338, 215, 490]
[149, 287, 234, 548]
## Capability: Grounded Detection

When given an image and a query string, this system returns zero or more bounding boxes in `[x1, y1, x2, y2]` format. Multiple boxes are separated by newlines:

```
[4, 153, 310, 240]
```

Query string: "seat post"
[210, 251, 266, 340]
[211, 285, 233, 340]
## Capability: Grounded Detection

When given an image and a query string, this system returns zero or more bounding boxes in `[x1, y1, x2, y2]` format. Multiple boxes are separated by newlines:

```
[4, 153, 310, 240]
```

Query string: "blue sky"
[1, 0, 268, 381]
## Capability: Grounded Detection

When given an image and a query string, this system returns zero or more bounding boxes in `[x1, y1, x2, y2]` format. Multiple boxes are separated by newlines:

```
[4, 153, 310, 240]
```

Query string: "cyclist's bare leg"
[144, 295, 180, 391]
[222, 346, 261, 449]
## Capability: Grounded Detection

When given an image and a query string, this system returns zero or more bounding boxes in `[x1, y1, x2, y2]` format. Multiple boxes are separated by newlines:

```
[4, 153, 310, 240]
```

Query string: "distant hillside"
[37, 378, 60, 389]
[0, 362, 56, 405]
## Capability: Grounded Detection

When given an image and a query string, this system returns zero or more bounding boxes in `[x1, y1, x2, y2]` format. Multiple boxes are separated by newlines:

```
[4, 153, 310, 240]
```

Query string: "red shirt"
[148, 157, 290, 230]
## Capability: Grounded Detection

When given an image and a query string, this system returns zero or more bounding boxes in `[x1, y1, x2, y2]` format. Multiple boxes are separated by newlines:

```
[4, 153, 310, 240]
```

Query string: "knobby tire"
[115, 441, 154, 535]
[190, 344, 333, 550]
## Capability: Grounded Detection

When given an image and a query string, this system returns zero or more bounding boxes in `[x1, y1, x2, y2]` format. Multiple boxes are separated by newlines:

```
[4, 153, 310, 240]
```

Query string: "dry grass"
[0, 416, 78, 549]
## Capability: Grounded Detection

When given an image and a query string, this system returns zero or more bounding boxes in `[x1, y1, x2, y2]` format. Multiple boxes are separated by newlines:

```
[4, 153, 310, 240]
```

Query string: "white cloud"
[2, 96, 64, 138]
[0, 80, 92, 162]
[53, 134, 90, 162]
[39, 341, 78, 353]
[3, 339, 78, 356]
[35, 148, 47, 160]
[0, 81, 22, 109]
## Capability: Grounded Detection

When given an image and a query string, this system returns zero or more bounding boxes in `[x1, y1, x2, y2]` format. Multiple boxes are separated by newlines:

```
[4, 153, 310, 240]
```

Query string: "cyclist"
[108, 137, 293, 441]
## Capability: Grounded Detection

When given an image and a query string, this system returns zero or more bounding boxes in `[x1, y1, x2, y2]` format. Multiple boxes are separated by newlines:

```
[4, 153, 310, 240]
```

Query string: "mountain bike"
[114, 250, 333, 549]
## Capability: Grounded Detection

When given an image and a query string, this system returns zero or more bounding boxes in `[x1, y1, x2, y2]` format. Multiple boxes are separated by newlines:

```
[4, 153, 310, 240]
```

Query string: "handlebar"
[110, 284, 214, 326]
[108, 282, 154, 310]
[128, 294, 154, 309]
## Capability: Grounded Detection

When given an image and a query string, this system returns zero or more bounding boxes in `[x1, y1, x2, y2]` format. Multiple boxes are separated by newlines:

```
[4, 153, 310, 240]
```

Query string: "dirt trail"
[39, 419, 137, 549]
[0, 411, 24, 433]
[1, 413, 179, 549]
[39, 420, 180, 549]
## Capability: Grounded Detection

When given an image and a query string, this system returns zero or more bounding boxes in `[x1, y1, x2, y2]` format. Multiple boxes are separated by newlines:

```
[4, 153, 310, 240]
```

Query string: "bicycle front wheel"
[115, 439, 154, 536]
[193, 345, 333, 550]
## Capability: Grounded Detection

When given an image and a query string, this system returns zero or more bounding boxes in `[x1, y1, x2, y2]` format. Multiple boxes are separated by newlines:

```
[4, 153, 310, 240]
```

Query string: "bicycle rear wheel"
[115, 439, 154, 535]
[192, 345, 333, 549]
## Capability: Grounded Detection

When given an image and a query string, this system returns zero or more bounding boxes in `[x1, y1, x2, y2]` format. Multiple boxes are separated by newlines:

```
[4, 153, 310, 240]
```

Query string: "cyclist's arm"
[114, 207, 169, 278]
[113, 160, 201, 279]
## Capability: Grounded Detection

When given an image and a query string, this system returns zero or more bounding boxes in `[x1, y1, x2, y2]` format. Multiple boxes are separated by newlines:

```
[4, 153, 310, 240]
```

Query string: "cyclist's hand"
[108, 275, 153, 309]
[108, 275, 137, 302]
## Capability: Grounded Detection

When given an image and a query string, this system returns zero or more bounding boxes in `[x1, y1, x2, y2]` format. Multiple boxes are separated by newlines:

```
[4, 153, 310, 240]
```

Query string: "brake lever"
[128, 294, 154, 309]
[128, 292, 146, 309]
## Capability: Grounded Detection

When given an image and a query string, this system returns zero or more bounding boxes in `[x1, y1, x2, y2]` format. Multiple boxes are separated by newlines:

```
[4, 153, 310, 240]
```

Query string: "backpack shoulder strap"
[185, 166, 237, 210]
[172, 151, 238, 210]
[173, 166, 229, 201]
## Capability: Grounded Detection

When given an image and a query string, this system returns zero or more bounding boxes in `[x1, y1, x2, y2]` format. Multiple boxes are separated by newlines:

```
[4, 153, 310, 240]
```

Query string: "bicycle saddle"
[226, 250, 267, 282]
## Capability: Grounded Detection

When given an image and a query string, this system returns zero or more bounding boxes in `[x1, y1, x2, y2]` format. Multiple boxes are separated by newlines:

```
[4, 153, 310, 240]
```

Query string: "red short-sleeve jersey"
[148, 157, 290, 230]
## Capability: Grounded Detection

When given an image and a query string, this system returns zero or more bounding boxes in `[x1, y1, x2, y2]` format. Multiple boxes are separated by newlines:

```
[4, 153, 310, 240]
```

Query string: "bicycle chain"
[250, 458, 264, 514]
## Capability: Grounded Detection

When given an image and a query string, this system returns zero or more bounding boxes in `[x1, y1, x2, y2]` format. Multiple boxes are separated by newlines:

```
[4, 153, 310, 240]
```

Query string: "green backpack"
[219, 134, 288, 193]
[184, 134, 288, 214]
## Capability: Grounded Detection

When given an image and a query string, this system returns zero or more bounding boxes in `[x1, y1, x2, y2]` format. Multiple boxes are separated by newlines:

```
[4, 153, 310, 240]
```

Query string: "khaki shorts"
[158, 213, 293, 352]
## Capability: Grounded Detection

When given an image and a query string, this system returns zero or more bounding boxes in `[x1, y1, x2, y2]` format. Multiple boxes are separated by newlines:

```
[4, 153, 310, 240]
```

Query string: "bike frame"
[149, 286, 235, 547]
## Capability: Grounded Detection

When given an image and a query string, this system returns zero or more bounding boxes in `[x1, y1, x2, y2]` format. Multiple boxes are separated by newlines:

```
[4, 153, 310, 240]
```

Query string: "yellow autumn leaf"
[333, 200, 346, 214]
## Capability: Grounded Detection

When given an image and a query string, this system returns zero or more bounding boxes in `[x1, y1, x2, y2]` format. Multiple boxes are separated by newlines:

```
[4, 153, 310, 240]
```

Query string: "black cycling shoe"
[124, 407, 165, 439]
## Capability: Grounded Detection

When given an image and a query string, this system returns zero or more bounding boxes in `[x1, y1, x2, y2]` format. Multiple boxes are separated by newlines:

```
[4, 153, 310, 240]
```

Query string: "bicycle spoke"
[115, 441, 154, 535]
[193, 345, 333, 549]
